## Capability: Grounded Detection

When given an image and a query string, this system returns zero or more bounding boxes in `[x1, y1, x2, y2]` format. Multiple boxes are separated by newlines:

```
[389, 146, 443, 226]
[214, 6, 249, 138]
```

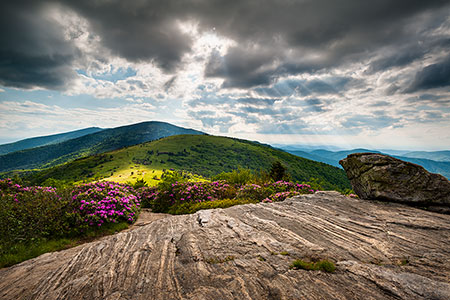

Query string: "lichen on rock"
[340, 153, 450, 213]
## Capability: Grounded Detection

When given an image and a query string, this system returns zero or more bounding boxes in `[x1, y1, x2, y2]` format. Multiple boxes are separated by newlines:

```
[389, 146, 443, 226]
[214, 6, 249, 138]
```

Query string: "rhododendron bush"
[72, 182, 140, 227]
[140, 180, 315, 212]
[0, 179, 140, 250]
[0, 179, 71, 245]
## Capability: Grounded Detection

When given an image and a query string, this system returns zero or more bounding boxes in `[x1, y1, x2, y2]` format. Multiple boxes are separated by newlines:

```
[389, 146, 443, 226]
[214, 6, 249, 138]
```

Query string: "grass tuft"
[290, 259, 336, 273]
[205, 255, 235, 264]
[167, 198, 259, 215]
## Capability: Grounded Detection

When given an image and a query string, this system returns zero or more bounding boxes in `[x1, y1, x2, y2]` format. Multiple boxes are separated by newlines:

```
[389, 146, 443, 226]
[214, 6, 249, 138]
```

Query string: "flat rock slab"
[126, 209, 170, 231]
[1, 191, 450, 300]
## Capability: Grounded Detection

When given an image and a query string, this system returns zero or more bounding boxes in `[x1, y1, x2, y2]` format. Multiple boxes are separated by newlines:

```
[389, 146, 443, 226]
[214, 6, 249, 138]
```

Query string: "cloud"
[405, 94, 450, 107]
[369, 101, 391, 107]
[2, 0, 450, 91]
[0, 1, 78, 89]
[201, 0, 450, 88]
[405, 55, 450, 93]
[341, 113, 402, 130]
[60, 0, 192, 71]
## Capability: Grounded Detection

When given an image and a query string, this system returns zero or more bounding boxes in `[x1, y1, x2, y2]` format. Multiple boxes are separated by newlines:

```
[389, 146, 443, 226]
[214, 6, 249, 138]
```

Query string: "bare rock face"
[1, 191, 450, 300]
[339, 153, 450, 213]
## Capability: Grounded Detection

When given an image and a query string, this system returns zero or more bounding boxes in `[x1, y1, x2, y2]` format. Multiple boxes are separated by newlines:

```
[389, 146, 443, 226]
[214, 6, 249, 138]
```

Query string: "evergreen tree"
[269, 161, 287, 181]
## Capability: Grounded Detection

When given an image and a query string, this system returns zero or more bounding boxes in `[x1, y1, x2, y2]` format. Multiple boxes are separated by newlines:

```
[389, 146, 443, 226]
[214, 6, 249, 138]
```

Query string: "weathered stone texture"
[1, 192, 449, 300]
[340, 153, 450, 212]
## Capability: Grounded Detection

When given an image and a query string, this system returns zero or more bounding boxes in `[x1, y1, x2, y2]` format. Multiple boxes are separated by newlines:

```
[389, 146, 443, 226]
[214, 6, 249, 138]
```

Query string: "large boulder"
[339, 153, 450, 213]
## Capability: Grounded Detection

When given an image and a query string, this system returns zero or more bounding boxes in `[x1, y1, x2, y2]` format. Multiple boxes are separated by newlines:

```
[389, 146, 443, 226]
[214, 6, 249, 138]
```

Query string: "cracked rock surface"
[1, 191, 449, 300]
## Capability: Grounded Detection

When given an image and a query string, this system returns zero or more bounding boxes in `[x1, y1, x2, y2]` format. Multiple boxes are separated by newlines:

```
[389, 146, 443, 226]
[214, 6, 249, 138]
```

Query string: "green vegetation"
[0, 222, 128, 268]
[290, 259, 336, 273]
[213, 167, 259, 185]
[0, 121, 204, 173]
[205, 255, 235, 264]
[0, 179, 139, 268]
[167, 198, 259, 215]
[0, 127, 103, 155]
[269, 161, 289, 181]
[24, 135, 350, 191]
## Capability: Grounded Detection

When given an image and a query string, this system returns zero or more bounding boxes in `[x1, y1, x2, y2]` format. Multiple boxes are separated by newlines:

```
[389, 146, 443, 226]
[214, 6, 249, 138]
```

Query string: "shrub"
[290, 259, 336, 273]
[269, 161, 289, 181]
[150, 180, 237, 212]
[212, 167, 255, 185]
[0, 179, 75, 245]
[71, 181, 140, 228]
[138, 186, 159, 208]
[236, 183, 269, 201]
[132, 178, 148, 189]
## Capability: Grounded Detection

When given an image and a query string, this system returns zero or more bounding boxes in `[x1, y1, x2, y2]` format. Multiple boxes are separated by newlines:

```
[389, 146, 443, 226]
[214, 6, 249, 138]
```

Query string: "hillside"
[0, 122, 204, 172]
[0, 127, 103, 155]
[28, 135, 351, 191]
[401, 150, 450, 162]
[285, 148, 450, 179]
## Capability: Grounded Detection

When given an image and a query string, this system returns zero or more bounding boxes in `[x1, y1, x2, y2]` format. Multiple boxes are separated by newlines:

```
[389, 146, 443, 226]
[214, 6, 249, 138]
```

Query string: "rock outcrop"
[1, 191, 450, 300]
[339, 153, 450, 213]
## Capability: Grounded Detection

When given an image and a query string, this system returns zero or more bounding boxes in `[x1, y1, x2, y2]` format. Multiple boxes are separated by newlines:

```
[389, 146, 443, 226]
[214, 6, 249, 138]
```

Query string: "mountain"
[0, 121, 205, 172]
[401, 150, 450, 162]
[286, 148, 382, 168]
[27, 134, 351, 191]
[0, 127, 103, 155]
[286, 150, 337, 167]
[284, 147, 450, 179]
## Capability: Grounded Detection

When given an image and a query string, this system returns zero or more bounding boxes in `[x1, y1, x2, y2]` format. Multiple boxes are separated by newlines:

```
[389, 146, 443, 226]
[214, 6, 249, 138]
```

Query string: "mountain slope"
[285, 148, 450, 179]
[0, 127, 103, 155]
[401, 150, 450, 162]
[28, 135, 351, 191]
[0, 122, 204, 172]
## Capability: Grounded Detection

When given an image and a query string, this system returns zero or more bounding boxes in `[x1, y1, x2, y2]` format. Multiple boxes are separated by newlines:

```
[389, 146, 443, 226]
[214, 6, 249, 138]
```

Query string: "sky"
[0, 0, 449, 150]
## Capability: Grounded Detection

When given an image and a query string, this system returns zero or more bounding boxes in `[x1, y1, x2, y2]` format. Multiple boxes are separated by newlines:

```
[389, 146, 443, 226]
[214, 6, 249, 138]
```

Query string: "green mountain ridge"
[0, 122, 204, 172]
[27, 134, 351, 191]
[0, 127, 104, 155]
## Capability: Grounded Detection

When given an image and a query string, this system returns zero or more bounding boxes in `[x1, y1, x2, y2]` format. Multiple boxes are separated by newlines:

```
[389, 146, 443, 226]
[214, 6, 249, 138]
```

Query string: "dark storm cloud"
[367, 48, 426, 74]
[60, 0, 192, 71]
[2, 0, 450, 90]
[405, 55, 450, 93]
[202, 0, 450, 87]
[0, 1, 78, 89]
[204, 48, 276, 88]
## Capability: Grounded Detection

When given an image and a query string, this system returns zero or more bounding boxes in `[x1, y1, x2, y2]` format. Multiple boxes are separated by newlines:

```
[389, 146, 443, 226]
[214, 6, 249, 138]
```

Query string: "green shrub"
[269, 161, 289, 181]
[212, 167, 255, 185]
[0, 179, 75, 246]
[290, 259, 336, 273]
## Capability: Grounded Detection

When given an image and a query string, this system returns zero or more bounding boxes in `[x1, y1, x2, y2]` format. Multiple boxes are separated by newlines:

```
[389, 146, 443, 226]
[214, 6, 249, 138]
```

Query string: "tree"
[269, 161, 288, 181]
